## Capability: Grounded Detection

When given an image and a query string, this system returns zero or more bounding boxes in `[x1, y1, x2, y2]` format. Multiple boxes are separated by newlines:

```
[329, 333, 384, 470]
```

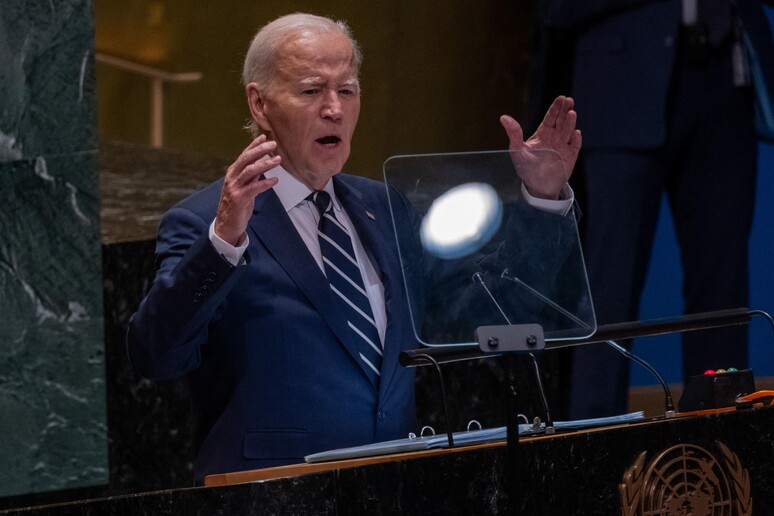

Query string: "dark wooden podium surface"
[202, 415, 660, 487]
[4, 406, 773, 515]
[204, 440, 504, 486]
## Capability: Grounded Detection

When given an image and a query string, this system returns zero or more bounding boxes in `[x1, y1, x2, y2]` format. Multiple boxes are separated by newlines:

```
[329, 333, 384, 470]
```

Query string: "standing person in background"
[540, 0, 774, 418]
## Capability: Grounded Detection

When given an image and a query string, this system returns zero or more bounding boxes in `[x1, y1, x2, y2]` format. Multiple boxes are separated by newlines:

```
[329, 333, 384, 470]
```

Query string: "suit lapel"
[248, 187, 381, 385]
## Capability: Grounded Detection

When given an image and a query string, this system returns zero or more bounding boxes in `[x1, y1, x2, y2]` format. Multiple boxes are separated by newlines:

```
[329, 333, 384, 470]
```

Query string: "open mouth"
[316, 135, 341, 146]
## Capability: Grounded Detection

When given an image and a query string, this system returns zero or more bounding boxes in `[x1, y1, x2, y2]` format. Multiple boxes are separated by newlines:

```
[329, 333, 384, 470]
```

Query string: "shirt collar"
[264, 165, 340, 212]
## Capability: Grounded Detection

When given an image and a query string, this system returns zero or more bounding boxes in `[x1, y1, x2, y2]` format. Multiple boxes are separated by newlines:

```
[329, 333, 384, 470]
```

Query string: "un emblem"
[619, 441, 751, 515]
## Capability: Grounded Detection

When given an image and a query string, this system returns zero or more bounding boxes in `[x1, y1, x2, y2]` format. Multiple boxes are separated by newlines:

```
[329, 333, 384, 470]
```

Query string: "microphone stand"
[472, 272, 552, 516]
[412, 352, 455, 448]
[606, 339, 675, 417]
[474, 272, 555, 432]
[505, 354, 522, 515]
[500, 269, 676, 419]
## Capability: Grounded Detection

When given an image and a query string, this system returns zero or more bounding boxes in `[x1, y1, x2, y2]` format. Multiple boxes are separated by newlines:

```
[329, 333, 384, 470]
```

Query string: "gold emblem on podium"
[619, 441, 751, 515]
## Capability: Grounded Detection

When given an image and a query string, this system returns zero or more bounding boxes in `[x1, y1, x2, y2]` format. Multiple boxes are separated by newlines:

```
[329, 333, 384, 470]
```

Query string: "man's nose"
[321, 90, 343, 120]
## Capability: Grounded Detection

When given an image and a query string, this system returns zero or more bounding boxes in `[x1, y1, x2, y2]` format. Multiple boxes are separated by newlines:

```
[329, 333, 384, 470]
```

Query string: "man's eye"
[339, 88, 355, 96]
[302, 89, 319, 96]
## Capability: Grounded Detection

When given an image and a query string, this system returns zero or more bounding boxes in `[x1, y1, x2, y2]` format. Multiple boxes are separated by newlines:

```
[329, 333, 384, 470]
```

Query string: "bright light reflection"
[420, 182, 502, 259]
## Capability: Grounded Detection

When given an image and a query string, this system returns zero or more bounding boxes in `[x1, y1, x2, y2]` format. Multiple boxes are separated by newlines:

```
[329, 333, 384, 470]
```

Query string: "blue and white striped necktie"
[311, 190, 382, 387]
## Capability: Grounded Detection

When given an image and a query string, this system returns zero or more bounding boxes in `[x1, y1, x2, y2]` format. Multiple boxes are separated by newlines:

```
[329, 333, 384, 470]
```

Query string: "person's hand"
[214, 135, 281, 246]
[500, 95, 582, 200]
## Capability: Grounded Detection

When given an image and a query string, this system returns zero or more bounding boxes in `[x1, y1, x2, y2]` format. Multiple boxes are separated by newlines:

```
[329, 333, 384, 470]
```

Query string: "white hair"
[242, 13, 362, 134]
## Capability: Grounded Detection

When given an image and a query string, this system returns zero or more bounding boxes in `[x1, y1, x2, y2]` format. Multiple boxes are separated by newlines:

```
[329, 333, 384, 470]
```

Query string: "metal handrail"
[95, 52, 202, 148]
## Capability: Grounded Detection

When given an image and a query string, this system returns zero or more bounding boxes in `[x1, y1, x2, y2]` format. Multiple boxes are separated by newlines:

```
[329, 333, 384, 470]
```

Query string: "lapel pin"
[366, 211, 376, 220]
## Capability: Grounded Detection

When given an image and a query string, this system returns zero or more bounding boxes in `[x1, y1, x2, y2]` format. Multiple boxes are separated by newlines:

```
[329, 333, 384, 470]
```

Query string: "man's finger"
[561, 110, 577, 143]
[500, 114, 525, 149]
[541, 95, 566, 129]
[231, 139, 278, 182]
[239, 155, 281, 188]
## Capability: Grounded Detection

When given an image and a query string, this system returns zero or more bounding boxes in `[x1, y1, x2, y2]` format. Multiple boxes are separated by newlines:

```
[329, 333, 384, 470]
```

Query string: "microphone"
[606, 340, 675, 418]
[501, 268, 590, 330]
[497, 268, 676, 419]
[473, 272, 555, 433]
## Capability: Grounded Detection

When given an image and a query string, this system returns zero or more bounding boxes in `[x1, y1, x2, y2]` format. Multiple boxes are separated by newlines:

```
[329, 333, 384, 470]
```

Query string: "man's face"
[248, 31, 360, 190]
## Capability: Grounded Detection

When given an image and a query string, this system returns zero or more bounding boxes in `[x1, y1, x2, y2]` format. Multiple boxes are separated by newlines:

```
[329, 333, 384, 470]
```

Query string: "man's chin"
[291, 166, 342, 190]
[313, 158, 348, 177]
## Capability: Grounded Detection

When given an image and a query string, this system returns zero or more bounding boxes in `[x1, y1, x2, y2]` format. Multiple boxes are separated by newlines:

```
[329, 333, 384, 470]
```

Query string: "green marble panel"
[0, 153, 106, 497]
[0, 0, 97, 161]
[0, 0, 105, 498]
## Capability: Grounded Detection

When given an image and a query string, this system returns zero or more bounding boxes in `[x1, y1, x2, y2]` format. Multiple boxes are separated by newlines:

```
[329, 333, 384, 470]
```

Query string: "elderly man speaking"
[127, 12, 581, 482]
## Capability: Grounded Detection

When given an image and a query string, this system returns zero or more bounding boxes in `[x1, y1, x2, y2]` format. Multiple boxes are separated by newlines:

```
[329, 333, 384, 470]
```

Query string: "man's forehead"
[280, 31, 353, 58]
[272, 31, 358, 82]
[299, 76, 359, 85]
[278, 51, 358, 81]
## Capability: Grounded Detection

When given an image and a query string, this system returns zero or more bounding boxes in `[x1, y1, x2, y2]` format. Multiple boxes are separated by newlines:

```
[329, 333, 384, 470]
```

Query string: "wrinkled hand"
[214, 135, 281, 246]
[500, 95, 582, 200]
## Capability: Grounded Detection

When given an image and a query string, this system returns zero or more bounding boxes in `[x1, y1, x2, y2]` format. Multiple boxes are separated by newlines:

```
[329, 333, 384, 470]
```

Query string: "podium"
[5, 406, 772, 514]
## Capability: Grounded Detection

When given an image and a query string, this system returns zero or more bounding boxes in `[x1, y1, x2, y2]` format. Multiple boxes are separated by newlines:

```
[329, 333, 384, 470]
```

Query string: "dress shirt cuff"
[209, 220, 249, 266]
[521, 182, 575, 216]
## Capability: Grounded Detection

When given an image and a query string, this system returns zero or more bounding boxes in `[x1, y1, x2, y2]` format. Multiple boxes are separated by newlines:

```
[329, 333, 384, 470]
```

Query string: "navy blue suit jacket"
[127, 173, 418, 482]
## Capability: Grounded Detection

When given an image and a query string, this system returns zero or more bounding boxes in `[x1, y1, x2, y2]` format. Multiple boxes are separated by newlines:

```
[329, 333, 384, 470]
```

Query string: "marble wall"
[0, 142, 228, 510]
[0, 0, 107, 498]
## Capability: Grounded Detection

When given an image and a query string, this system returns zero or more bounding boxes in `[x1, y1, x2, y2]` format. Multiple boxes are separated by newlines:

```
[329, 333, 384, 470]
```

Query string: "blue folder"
[305, 411, 645, 463]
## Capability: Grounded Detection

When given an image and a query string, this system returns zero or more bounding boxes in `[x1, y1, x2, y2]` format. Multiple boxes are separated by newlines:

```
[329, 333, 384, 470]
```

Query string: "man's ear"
[246, 83, 272, 133]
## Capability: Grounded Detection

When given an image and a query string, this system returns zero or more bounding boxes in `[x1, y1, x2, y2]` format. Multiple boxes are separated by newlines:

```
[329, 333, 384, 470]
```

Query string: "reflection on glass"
[420, 182, 503, 260]
[383, 149, 596, 347]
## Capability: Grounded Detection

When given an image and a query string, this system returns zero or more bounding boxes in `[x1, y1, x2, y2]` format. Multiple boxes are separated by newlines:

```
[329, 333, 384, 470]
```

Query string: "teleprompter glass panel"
[383, 150, 596, 347]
